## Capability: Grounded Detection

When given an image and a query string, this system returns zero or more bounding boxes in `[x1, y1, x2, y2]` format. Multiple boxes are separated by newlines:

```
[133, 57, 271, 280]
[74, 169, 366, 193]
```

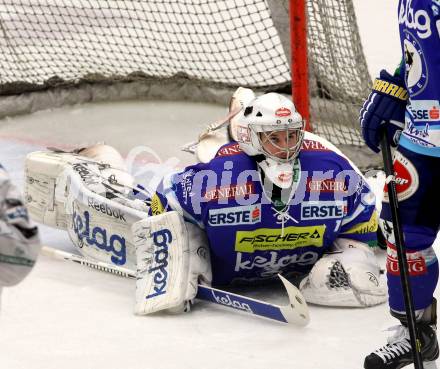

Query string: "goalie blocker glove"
[359, 69, 408, 153]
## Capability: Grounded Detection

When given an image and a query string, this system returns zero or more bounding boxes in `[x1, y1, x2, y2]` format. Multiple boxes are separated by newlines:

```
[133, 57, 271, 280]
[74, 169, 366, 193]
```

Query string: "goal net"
[0, 0, 376, 167]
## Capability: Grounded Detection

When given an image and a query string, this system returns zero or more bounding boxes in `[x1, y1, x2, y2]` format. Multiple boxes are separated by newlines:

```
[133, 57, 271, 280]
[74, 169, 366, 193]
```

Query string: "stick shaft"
[41, 246, 305, 325]
[380, 134, 424, 369]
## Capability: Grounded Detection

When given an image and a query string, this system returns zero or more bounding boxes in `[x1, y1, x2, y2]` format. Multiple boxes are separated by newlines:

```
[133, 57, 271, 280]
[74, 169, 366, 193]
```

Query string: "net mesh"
[0, 0, 374, 163]
[0, 1, 290, 90]
[307, 0, 371, 146]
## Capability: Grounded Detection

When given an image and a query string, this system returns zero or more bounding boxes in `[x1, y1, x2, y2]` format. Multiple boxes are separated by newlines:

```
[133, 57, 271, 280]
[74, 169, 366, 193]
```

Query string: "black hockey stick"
[380, 131, 424, 369]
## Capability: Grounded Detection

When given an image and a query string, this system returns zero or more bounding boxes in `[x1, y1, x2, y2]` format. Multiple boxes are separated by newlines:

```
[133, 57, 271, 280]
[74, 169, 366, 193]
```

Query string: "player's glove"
[359, 69, 408, 153]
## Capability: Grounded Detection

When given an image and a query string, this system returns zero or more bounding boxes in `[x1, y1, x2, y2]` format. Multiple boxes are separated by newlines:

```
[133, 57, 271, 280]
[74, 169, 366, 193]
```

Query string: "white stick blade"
[278, 274, 310, 326]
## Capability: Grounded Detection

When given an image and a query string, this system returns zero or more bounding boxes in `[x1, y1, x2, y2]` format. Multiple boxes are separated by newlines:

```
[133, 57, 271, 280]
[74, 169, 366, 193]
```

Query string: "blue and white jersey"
[398, 0, 440, 156]
[146, 134, 377, 286]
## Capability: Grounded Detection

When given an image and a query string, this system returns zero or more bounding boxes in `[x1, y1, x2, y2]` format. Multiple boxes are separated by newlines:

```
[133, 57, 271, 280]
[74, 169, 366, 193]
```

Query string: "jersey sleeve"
[337, 174, 378, 247]
[146, 161, 213, 228]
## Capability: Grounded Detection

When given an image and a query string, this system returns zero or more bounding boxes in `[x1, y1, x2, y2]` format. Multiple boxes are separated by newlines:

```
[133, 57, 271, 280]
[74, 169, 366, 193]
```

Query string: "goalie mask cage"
[0, 0, 377, 168]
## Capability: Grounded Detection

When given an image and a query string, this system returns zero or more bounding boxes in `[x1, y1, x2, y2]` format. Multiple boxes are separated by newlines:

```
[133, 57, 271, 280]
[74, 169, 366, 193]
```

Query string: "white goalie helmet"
[234, 92, 305, 164]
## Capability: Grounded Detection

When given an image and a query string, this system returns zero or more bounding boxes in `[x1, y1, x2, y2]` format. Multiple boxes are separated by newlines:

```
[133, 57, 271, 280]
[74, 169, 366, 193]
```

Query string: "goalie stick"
[41, 245, 310, 326]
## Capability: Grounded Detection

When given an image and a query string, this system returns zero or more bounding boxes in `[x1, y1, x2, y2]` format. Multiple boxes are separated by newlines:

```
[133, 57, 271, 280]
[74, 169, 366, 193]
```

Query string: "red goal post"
[290, 0, 311, 132]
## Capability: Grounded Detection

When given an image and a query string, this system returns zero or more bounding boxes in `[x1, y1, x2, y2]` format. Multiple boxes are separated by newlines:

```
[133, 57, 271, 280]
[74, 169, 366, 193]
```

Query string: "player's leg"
[364, 147, 440, 369]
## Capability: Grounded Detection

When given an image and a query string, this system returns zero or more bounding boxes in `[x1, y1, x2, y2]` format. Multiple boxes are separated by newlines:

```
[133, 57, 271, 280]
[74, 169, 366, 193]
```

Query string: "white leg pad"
[65, 171, 147, 270]
[25, 150, 76, 229]
[25, 147, 148, 269]
[133, 211, 211, 315]
[24, 146, 136, 230]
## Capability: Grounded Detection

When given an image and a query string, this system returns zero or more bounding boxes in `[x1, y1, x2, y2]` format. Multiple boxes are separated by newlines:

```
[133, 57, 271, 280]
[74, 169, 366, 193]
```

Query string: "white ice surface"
[0, 2, 437, 369]
[0, 134, 391, 369]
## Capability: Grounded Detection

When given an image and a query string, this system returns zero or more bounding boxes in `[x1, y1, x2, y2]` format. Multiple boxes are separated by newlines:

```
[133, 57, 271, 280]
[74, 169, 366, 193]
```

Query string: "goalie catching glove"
[132, 211, 212, 314]
[299, 238, 387, 307]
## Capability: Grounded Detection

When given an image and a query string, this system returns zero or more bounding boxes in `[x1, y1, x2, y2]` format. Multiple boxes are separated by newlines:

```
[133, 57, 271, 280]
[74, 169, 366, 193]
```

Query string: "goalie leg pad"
[299, 239, 387, 307]
[25, 151, 77, 229]
[65, 170, 147, 270]
[24, 146, 135, 230]
[133, 211, 211, 315]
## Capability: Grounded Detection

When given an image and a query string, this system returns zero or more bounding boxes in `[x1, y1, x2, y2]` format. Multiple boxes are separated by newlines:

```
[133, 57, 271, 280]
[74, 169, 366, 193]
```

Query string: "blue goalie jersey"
[147, 134, 377, 286]
[398, 0, 440, 156]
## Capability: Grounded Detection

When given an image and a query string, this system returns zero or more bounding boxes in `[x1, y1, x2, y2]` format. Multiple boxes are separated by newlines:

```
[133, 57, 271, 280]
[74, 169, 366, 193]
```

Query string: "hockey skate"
[364, 300, 439, 369]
